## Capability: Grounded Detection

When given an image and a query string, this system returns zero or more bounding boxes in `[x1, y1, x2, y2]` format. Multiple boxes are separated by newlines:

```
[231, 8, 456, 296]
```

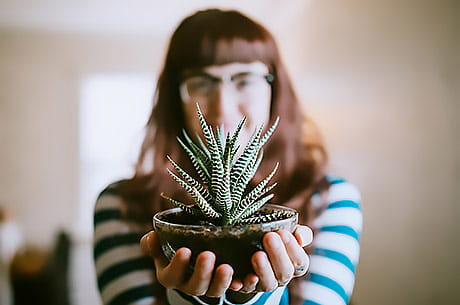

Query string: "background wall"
[0, 1, 458, 304]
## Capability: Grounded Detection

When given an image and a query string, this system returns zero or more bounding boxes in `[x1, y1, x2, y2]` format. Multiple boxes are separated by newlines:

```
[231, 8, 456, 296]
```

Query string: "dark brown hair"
[112, 9, 329, 304]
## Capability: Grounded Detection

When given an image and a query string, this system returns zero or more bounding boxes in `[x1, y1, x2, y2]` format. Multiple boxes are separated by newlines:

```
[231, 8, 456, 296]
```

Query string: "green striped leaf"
[195, 133, 211, 161]
[231, 162, 277, 220]
[259, 117, 279, 147]
[231, 137, 263, 206]
[160, 194, 203, 217]
[167, 169, 220, 220]
[215, 125, 225, 157]
[232, 194, 274, 224]
[166, 155, 213, 205]
[222, 132, 232, 164]
[236, 210, 294, 225]
[182, 130, 212, 171]
[196, 105, 224, 202]
[220, 148, 233, 224]
[230, 125, 263, 194]
[228, 117, 246, 161]
[232, 183, 277, 221]
[241, 162, 278, 207]
[176, 136, 211, 186]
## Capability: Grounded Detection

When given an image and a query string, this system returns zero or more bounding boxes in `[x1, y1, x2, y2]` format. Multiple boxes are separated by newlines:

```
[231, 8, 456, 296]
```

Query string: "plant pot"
[153, 204, 298, 280]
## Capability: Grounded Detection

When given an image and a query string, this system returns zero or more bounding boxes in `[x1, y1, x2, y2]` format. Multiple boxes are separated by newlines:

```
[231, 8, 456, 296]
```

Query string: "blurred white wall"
[0, 1, 458, 305]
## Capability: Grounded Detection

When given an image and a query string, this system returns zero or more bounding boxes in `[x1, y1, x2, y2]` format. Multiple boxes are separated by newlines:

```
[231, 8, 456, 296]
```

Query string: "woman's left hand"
[233, 225, 313, 293]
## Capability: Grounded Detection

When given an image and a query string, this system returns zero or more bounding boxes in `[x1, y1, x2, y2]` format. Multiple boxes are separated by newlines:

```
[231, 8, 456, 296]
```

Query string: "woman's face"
[180, 61, 272, 147]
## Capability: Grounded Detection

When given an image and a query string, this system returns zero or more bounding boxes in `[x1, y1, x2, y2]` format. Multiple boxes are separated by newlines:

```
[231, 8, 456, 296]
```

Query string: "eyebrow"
[183, 71, 257, 80]
[183, 71, 217, 79]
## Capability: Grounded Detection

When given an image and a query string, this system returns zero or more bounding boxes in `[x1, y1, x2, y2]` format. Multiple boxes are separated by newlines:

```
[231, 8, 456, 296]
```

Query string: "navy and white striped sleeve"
[93, 192, 157, 305]
[300, 176, 363, 305]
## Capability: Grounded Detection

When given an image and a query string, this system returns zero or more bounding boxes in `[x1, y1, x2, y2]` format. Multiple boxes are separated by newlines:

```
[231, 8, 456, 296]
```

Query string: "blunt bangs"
[166, 9, 278, 73]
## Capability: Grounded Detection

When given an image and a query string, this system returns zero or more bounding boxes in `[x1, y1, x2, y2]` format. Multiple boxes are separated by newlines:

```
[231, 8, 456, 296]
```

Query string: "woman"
[93, 9, 362, 305]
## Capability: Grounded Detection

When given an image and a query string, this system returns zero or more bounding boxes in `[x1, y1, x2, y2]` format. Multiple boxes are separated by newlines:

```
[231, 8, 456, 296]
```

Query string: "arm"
[300, 177, 363, 305]
[93, 192, 158, 305]
[94, 181, 312, 305]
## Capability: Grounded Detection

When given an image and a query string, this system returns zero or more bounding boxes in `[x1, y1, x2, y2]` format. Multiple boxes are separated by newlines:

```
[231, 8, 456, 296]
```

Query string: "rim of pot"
[153, 203, 298, 229]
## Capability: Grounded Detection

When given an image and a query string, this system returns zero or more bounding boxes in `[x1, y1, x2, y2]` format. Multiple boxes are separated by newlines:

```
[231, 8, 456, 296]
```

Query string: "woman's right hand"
[140, 231, 243, 298]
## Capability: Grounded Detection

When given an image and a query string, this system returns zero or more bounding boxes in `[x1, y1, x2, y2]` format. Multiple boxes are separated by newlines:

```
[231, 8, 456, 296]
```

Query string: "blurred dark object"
[1, 206, 23, 305]
[10, 231, 71, 305]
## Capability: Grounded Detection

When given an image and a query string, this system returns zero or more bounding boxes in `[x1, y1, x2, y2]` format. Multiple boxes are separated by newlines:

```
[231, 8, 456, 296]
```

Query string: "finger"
[206, 264, 233, 297]
[277, 230, 310, 277]
[183, 251, 216, 296]
[239, 273, 259, 293]
[251, 251, 278, 292]
[263, 232, 294, 285]
[229, 279, 244, 291]
[293, 225, 313, 247]
[140, 231, 168, 268]
[158, 247, 192, 288]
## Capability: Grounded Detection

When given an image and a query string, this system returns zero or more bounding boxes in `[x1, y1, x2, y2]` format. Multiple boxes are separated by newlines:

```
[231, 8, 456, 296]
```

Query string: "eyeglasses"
[179, 72, 274, 101]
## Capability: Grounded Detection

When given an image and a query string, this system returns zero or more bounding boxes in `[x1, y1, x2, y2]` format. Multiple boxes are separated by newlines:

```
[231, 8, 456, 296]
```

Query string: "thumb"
[294, 225, 313, 248]
[140, 231, 154, 255]
[140, 231, 168, 268]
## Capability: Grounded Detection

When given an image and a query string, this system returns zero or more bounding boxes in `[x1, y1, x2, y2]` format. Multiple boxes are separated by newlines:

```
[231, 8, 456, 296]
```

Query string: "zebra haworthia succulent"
[161, 104, 295, 226]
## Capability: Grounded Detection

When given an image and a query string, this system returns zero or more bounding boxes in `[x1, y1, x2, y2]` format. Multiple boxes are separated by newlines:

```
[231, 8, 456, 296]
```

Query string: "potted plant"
[153, 104, 298, 280]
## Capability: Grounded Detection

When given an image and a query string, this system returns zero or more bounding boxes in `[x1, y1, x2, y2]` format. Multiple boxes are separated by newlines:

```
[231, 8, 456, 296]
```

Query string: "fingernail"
[241, 282, 257, 293]
[177, 247, 191, 258]
[298, 233, 305, 246]
[230, 280, 244, 291]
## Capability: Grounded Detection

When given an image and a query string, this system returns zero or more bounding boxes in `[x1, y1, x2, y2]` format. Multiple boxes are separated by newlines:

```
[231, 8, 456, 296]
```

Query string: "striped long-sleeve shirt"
[93, 175, 362, 305]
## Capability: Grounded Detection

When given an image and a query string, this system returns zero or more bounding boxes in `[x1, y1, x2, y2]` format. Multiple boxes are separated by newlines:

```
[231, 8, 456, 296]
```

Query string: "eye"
[236, 79, 250, 88]
[234, 75, 258, 90]
[187, 77, 214, 91]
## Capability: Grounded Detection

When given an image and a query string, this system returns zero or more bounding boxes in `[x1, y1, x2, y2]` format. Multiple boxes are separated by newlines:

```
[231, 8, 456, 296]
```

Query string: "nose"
[207, 84, 238, 128]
